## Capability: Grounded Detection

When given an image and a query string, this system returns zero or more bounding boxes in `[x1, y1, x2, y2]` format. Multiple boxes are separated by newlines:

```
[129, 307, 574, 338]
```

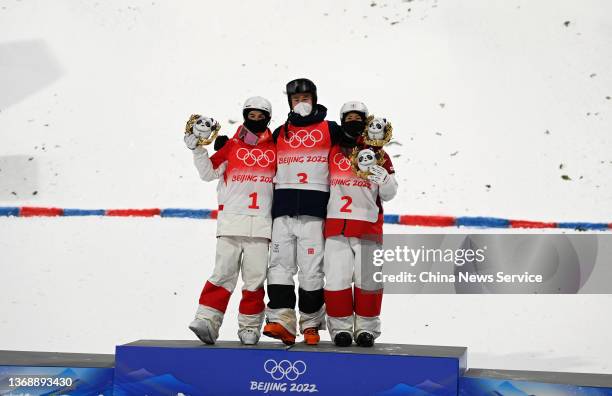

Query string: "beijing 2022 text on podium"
[2, 341, 612, 395]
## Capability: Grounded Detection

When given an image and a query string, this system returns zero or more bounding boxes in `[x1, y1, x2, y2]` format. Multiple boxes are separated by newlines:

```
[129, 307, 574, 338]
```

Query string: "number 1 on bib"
[248, 192, 259, 209]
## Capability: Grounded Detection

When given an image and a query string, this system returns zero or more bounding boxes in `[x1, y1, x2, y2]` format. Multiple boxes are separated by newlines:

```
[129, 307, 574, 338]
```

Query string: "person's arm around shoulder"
[272, 125, 283, 144]
[327, 121, 344, 145]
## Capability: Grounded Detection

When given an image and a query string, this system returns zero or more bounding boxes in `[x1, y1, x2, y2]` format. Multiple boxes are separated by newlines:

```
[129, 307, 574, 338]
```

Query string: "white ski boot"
[239, 329, 259, 345]
[189, 318, 216, 345]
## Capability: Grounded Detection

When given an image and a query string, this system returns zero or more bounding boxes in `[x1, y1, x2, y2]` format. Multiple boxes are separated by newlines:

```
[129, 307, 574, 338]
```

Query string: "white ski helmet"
[243, 96, 272, 119]
[340, 101, 368, 122]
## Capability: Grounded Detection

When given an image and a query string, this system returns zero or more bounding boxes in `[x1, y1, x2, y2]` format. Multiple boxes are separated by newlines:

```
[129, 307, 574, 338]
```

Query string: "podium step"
[114, 340, 467, 395]
[0, 349, 115, 396]
[460, 368, 612, 395]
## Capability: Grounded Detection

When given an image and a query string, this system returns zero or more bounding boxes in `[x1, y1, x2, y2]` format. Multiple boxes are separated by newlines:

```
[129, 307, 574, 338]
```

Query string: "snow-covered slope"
[1, 0, 611, 220]
[1, 0, 611, 374]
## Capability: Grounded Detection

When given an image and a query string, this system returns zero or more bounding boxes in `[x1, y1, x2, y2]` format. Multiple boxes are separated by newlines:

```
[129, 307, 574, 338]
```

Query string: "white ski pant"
[195, 236, 269, 339]
[266, 215, 326, 335]
[323, 235, 383, 339]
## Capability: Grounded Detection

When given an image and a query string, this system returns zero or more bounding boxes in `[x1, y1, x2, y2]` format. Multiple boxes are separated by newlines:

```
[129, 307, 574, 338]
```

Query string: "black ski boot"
[355, 332, 374, 347]
[333, 332, 353, 347]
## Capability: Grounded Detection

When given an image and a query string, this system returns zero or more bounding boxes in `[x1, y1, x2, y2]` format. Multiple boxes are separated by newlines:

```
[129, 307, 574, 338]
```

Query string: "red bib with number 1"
[210, 127, 276, 217]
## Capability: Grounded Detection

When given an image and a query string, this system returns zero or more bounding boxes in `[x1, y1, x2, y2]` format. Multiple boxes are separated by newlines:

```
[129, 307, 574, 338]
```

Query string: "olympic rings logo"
[283, 129, 323, 148]
[263, 359, 307, 381]
[236, 148, 275, 167]
[333, 152, 351, 171]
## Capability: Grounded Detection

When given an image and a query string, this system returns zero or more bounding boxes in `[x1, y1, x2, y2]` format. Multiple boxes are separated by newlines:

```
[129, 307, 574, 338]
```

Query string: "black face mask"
[243, 118, 269, 134]
[342, 120, 365, 138]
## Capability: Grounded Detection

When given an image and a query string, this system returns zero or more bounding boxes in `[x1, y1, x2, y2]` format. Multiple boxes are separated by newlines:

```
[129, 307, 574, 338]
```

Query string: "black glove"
[214, 135, 229, 151]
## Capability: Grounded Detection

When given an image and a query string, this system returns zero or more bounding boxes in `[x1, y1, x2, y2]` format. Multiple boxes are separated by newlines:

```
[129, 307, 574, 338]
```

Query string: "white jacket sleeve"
[193, 147, 226, 181]
[379, 173, 398, 202]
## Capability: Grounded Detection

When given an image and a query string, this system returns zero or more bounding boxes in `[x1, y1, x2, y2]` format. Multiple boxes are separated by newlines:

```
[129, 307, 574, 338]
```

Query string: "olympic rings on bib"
[283, 129, 323, 148]
[263, 359, 307, 381]
[236, 148, 276, 167]
[333, 152, 352, 171]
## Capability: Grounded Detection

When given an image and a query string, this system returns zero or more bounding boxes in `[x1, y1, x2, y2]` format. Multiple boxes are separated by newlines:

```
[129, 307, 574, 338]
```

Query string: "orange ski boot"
[303, 327, 320, 345]
[263, 322, 296, 346]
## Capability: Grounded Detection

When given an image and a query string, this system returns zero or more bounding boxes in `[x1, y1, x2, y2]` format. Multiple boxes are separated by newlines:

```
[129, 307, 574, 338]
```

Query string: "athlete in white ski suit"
[186, 97, 275, 345]
[324, 101, 398, 347]
[264, 79, 347, 345]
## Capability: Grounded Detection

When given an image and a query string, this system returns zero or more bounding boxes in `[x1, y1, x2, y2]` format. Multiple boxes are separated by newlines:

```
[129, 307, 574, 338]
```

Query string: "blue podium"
[6, 343, 612, 395]
[460, 368, 612, 395]
[114, 340, 467, 395]
[0, 349, 115, 395]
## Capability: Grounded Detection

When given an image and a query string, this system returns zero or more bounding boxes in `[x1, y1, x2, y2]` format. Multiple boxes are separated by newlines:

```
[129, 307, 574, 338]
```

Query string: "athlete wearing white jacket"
[194, 150, 272, 238]
[324, 102, 398, 348]
[263, 79, 347, 346]
[186, 97, 276, 346]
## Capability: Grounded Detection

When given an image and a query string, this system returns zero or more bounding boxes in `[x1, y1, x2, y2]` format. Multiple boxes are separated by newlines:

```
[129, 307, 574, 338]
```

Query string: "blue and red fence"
[1, 206, 611, 230]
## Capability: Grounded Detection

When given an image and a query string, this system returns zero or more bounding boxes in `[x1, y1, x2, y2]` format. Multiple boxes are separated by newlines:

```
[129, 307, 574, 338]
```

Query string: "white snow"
[1, 0, 611, 375]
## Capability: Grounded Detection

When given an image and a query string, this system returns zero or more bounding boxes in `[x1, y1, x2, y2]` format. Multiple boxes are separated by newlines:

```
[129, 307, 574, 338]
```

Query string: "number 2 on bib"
[340, 195, 353, 213]
[248, 192, 259, 209]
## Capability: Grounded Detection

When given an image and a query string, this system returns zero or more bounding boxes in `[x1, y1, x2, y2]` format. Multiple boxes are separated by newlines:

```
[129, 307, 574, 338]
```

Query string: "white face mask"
[293, 102, 312, 117]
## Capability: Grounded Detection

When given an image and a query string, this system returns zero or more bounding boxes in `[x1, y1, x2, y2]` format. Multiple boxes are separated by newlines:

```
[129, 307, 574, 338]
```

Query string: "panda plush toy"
[357, 148, 377, 173]
[367, 117, 387, 141]
[185, 114, 220, 146]
[192, 116, 218, 139]
[363, 115, 392, 147]
[351, 146, 387, 179]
